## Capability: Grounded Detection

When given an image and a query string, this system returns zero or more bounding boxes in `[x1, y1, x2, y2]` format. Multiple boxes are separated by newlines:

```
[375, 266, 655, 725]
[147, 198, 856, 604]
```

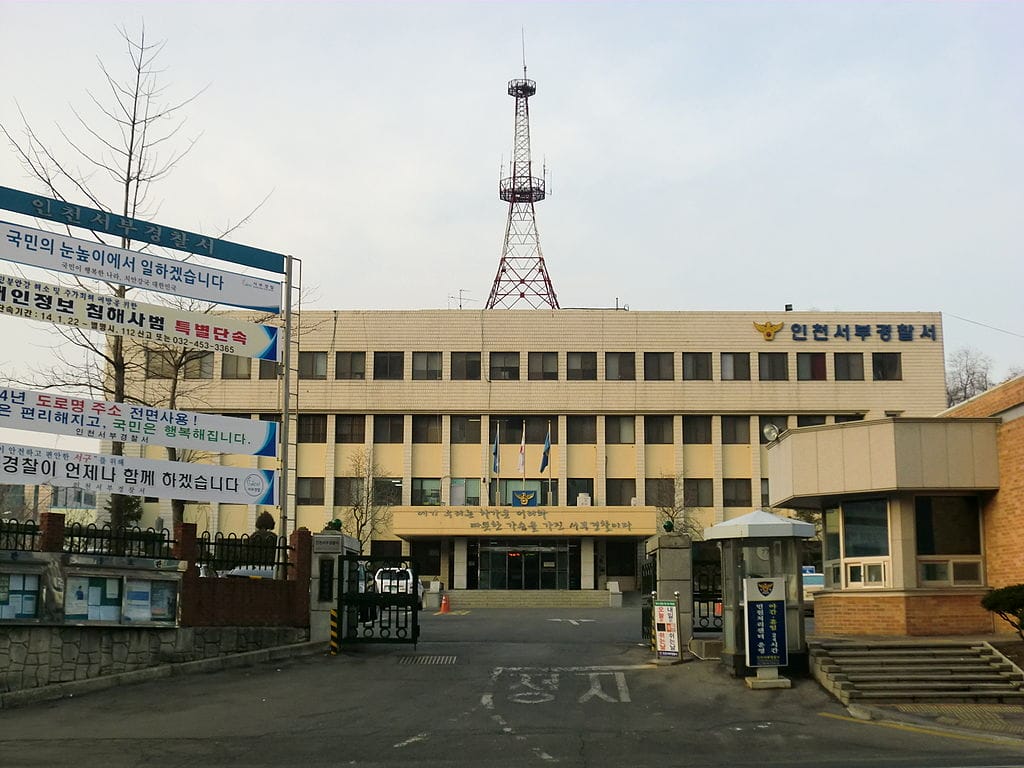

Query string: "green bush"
[981, 584, 1024, 639]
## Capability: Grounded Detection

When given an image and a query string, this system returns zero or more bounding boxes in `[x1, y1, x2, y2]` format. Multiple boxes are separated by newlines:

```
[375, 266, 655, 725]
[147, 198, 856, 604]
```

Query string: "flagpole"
[521, 419, 526, 493]
[493, 422, 500, 506]
[547, 420, 552, 505]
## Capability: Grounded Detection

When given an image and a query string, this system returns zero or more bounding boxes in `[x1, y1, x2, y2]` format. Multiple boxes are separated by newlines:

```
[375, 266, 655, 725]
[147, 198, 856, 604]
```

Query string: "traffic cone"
[440, 594, 450, 614]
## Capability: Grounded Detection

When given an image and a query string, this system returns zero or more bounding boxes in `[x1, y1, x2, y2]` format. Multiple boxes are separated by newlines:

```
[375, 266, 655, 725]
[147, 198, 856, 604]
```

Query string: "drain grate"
[398, 655, 458, 666]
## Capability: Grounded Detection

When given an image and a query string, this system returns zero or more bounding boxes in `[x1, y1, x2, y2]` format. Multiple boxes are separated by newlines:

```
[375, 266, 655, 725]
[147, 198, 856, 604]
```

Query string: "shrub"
[981, 584, 1024, 639]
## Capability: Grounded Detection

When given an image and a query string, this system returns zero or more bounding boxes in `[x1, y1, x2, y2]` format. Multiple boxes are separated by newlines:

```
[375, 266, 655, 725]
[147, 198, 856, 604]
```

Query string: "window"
[524, 416, 557, 443]
[644, 352, 674, 381]
[221, 354, 251, 380]
[451, 416, 481, 444]
[296, 477, 325, 505]
[411, 478, 441, 506]
[567, 478, 594, 506]
[872, 352, 902, 381]
[721, 352, 750, 381]
[335, 415, 365, 443]
[259, 359, 279, 380]
[834, 414, 865, 423]
[412, 415, 442, 443]
[333, 477, 362, 506]
[606, 352, 635, 381]
[834, 352, 864, 381]
[528, 352, 558, 381]
[721, 416, 750, 445]
[723, 478, 752, 507]
[335, 351, 365, 380]
[451, 352, 481, 380]
[843, 499, 889, 557]
[796, 415, 827, 427]
[567, 352, 597, 381]
[758, 352, 788, 381]
[373, 415, 404, 443]
[797, 352, 826, 381]
[412, 351, 441, 380]
[567, 416, 597, 444]
[450, 478, 481, 505]
[605, 416, 635, 444]
[298, 351, 327, 380]
[645, 478, 675, 507]
[645, 415, 674, 445]
[373, 478, 402, 505]
[682, 352, 712, 381]
[606, 478, 637, 506]
[759, 415, 788, 444]
[490, 352, 520, 381]
[683, 478, 712, 507]
[182, 352, 213, 379]
[373, 351, 404, 380]
[145, 350, 175, 379]
[915, 496, 981, 555]
[760, 478, 770, 507]
[410, 539, 443, 578]
[682, 415, 711, 444]
[297, 414, 327, 443]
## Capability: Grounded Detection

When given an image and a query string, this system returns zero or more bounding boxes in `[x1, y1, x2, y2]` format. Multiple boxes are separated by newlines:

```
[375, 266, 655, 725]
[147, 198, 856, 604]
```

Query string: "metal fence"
[0, 519, 39, 551]
[63, 523, 174, 559]
[196, 531, 291, 576]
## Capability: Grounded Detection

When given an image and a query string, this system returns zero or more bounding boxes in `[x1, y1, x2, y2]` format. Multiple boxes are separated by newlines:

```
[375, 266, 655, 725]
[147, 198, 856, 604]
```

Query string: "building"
[768, 374, 1024, 636]
[132, 309, 946, 593]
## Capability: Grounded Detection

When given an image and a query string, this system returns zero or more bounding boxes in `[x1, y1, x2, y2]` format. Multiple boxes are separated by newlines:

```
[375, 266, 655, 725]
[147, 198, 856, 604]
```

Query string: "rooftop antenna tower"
[486, 36, 559, 309]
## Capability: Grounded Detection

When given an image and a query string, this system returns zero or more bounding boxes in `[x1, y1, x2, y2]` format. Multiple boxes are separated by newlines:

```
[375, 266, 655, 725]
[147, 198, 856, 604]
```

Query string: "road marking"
[547, 618, 596, 626]
[818, 712, 1022, 747]
[434, 610, 471, 615]
[393, 732, 429, 748]
[578, 672, 631, 703]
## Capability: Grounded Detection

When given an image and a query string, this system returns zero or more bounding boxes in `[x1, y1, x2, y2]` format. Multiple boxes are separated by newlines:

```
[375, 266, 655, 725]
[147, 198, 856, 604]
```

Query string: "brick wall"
[815, 591, 994, 636]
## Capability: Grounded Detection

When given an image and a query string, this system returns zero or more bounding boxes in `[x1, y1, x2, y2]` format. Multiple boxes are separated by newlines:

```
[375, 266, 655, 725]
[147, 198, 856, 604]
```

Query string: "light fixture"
[762, 423, 781, 442]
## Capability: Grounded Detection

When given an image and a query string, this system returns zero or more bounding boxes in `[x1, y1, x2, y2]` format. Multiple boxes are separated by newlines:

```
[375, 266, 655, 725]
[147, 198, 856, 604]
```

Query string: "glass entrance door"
[477, 539, 580, 590]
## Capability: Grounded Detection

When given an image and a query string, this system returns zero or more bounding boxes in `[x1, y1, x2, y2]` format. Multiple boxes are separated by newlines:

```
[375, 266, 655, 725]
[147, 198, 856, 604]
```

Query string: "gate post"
[645, 533, 693, 656]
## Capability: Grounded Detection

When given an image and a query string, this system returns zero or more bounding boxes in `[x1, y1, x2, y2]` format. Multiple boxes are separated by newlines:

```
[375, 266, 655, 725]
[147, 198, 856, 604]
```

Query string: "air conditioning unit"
[577, 493, 591, 506]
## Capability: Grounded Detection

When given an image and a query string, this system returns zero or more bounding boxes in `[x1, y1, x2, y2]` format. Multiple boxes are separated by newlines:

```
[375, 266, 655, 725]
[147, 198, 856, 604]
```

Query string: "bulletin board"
[0, 572, 40, 619]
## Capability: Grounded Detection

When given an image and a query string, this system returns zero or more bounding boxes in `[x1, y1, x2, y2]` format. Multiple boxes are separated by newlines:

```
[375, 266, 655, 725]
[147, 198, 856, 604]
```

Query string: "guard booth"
[704, 510, 815, 677]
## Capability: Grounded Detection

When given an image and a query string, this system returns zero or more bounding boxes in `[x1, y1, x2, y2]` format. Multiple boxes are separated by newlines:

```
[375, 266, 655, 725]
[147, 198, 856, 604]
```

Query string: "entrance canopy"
[704, 509, 814, 540]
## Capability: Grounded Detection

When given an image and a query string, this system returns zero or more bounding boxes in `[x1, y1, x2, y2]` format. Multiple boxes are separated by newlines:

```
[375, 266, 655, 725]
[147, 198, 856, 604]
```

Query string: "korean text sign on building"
[0, 386, 277, 456]
[0, 271, 279, 361]
[0, 441, 278, 505]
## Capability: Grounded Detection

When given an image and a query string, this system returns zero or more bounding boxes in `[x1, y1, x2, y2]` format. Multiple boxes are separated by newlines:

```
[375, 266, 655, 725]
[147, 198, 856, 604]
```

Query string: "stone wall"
[0, 625, 308, 694]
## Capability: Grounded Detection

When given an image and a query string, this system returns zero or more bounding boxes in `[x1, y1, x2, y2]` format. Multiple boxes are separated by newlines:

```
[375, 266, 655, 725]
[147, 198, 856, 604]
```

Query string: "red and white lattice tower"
[486, 67, 559, 309]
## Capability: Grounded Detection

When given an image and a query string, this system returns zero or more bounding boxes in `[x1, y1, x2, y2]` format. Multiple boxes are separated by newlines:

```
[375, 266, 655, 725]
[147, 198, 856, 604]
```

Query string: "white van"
[373, 567, 425, 609]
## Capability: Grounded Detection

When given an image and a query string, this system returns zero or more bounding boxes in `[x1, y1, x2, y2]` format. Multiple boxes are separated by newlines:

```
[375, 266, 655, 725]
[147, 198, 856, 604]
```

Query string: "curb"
[0, 639, 328, 711]
[846, 703, 1024, 746]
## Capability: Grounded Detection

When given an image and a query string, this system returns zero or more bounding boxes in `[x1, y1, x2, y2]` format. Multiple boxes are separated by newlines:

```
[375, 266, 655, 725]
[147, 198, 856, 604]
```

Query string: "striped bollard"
[330, 608, 339, 656]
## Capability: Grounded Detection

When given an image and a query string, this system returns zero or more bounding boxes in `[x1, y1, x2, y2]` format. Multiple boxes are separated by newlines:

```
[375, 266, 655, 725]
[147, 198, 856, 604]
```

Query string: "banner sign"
[0, 386, 277, 457]
[654, 600, 681, 659]
[0, 271, 279, 361]
[743, 577, 788, 668]
[0, 441, 278, 505]
[0, 221, 281, 312]
[0, 186, 285, 274]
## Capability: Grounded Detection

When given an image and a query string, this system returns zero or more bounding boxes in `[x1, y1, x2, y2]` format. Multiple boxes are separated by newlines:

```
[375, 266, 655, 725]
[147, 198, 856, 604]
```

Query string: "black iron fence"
[0, 519, 39, 551]
[196, 531, 291, 576]
[63, 523, 174, 559]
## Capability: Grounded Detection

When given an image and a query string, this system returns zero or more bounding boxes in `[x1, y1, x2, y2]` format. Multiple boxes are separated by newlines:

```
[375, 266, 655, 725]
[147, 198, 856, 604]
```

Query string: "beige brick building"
[134, 308, 947, 593]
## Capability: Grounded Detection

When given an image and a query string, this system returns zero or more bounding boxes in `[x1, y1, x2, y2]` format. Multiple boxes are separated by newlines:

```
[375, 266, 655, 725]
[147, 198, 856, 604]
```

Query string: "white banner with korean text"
[0, 442, 278, 505]
[0, 271, 279, 361]
[0, 220, 282, 311]
[0, 387, 277, 457]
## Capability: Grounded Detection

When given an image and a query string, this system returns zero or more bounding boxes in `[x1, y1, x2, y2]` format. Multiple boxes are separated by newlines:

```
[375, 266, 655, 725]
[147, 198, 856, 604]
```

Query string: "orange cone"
[440, 594, 451, 614]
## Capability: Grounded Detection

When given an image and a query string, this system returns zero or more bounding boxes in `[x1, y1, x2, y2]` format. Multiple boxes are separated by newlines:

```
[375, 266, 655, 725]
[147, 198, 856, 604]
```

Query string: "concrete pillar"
[645, 533, 694, 646]
[581, 537, 595, 589]
[453, 537, 468, 589]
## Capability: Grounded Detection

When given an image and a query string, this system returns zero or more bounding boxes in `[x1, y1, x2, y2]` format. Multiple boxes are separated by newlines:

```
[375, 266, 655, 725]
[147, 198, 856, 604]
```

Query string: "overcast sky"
[0, 1, 1022, 452]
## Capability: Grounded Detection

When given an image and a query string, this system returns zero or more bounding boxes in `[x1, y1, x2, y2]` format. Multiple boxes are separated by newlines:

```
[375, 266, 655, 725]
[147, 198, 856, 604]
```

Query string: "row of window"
[296, 475, 767, 508]
[146, 350, 903, 383]
[296, 413, 862, 445]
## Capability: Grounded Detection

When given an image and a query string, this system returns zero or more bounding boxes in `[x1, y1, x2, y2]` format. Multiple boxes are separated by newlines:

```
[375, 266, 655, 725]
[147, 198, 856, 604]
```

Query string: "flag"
[492, 423, 500, 474]
[539, 426, 551, 473]
[518, 421, 526, 474]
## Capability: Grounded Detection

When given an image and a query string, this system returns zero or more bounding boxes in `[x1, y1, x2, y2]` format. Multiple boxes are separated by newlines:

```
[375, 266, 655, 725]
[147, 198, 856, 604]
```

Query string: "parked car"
[373, 567, 424, 609]
[802, 572, 825, 614]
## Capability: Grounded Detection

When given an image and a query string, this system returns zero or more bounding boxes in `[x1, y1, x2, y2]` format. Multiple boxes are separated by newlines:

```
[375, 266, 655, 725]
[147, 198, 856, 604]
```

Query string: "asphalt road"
[2, 607, 1023, 768]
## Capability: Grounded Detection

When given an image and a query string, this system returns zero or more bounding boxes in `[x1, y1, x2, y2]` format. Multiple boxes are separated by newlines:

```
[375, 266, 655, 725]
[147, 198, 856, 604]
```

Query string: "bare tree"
[337, 448, 396, 554]
[649, 475, 703, 539]
[946, 347, 994, 407]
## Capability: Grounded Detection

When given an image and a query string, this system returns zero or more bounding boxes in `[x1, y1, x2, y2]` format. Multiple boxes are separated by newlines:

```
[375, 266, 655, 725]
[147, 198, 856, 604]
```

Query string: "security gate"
[692, 541, 723, 632]
[337, 555, 419, 646]
[640, 556, 656, 644]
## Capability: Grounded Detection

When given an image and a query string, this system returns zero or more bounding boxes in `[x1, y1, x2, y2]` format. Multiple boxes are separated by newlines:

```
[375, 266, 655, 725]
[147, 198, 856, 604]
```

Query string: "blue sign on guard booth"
[743, 577, 788, 668]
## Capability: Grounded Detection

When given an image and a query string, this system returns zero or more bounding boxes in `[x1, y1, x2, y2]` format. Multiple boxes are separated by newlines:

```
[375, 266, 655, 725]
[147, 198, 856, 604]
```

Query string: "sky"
[0, 0, 1022, 452]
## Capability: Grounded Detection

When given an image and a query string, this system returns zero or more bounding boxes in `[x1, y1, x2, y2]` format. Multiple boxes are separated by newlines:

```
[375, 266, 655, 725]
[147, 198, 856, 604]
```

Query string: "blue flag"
[492, 423, 500, 474]
[539, 426, 551, 473]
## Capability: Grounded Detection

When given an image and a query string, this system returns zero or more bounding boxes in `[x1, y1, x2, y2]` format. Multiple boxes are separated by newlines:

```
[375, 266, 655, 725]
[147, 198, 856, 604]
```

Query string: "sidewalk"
[848, 701, 1024, 744]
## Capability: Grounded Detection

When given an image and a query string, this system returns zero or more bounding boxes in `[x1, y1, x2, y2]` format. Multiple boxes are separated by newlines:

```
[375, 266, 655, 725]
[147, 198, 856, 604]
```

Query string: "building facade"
[132, 309, 947, 593]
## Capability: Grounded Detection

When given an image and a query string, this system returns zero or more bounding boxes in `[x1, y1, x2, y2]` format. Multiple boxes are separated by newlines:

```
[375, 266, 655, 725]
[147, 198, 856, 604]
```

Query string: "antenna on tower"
[485, 58, 560, 310]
